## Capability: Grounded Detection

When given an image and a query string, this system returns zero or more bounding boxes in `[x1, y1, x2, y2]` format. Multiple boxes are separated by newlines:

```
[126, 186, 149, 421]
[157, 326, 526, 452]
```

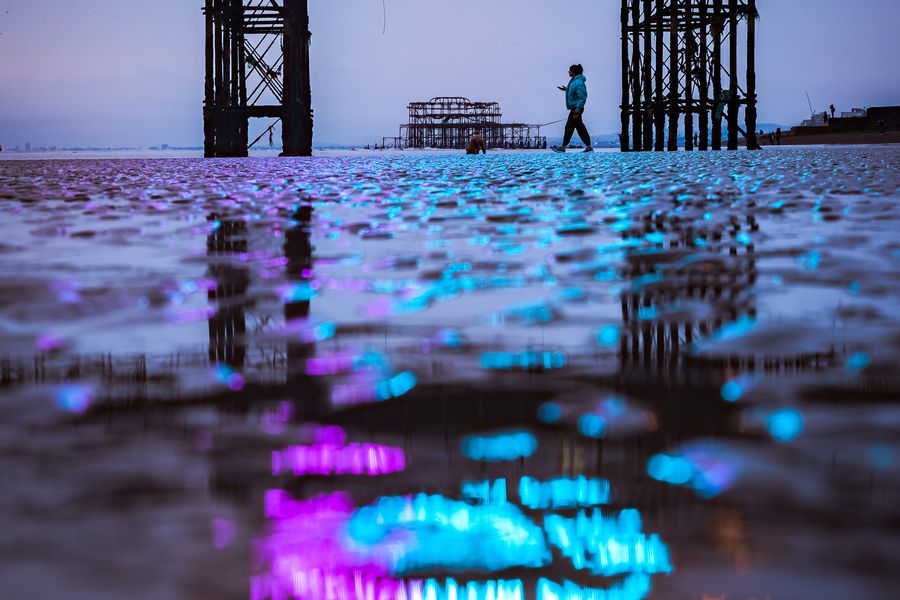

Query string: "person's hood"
[570, 74, 587, 84]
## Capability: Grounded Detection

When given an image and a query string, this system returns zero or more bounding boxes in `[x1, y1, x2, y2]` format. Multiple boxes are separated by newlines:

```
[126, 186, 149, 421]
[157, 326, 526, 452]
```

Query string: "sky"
[1, 0, 899, 147]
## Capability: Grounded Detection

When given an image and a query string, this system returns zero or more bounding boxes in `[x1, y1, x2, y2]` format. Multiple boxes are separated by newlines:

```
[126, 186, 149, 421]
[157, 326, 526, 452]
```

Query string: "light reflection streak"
[461, 432, 538, 462]
[519, 476, 611, 510]
[537, 575, 652, 600]
[273, 443, 406, 477]
[543, 509, 672, 577]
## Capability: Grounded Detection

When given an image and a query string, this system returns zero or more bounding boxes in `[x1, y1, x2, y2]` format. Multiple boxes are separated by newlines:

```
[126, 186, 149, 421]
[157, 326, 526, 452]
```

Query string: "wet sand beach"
[1, 146, 899, 599]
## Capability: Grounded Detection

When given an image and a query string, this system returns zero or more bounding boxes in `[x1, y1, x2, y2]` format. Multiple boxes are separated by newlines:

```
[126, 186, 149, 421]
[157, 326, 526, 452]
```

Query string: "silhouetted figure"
[693, 133, 699, 149]
[268, 129, 274, 149]
[466, 131, 487, 155]
[775, 128, 782, 145]
[830, 104, 836, 120]
[552, 64, 593, 153]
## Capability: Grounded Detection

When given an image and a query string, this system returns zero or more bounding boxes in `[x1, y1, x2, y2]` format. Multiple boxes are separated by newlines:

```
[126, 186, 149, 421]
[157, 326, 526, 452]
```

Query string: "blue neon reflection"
[462, 431, 538, 462]
[347, 494, 551, 573]
[537, 575, 652, 600]
[543, 509, 673, 577]
[519, 476, 611, 510]
[767, 408, 804, 443]
[481, 351, 566, 371]
[647, 442, 741, 498]
[462, 478, 508, 504]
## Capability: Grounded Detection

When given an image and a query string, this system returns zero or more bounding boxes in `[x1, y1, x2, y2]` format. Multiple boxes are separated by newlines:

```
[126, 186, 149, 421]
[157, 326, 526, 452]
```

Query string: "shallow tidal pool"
[1, 147, 899, 600]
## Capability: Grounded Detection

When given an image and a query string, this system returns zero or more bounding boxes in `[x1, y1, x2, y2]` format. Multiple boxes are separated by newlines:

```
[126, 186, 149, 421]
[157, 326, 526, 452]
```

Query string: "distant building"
[783, 105, 900, 145]
[382, 97, 546, 150]
[24, 142, 31, 152]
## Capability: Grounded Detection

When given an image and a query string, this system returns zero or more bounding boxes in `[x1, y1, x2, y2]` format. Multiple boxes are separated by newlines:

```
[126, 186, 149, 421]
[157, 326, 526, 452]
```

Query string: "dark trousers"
[563, 110, 591, 147]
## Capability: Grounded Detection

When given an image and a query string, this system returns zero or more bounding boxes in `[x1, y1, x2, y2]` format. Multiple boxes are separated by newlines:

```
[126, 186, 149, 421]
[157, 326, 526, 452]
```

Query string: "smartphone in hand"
[557, 85, 567, 92]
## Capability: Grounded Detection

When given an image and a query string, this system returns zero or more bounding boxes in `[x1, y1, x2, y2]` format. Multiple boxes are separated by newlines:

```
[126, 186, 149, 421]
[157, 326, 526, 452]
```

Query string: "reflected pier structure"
[207, 215, 250, 370]
[617, 206, 838, 394]
[283, 205, 327, 418]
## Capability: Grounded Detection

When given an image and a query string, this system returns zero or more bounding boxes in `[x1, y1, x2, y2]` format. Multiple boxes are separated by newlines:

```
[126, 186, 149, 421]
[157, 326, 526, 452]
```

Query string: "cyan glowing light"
[55, 384, 94, 414]
[847, 352, 871, 372]
[214, 365, 246, 391]
[375, 371, 417, 401]
[579, 414, 607, 438]
[462, 431, 538, 462]
[797, 250, 821, 270]
[636, 306, 657, 321]
[434, 328, 464, 348]
[481, 351, 566, 371]
[647, 443, 741, 498]
[462, 478, 508, 504]
[767, 409, 803, 443]
[538, 402, 562, 424]
[647, 454, 694, 486]
[273, 442, 406, 477]
[280, 281, 318, 302]
[348, 494, 550, 574]
[519, 476, 611, 510]
[543, 509, 673, 577]
[720, 380, 743, 403]
[597, 325, 621, 347]
[711, 317, 757, 343]
[537, 575, 652, 600]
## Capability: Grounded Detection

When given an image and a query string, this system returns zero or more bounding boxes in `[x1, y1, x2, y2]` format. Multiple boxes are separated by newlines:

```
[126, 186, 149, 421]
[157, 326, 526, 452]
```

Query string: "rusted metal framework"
[620, 0, 759, 152]
[383, 97, 546, 150]
[203, 0, 313, 157]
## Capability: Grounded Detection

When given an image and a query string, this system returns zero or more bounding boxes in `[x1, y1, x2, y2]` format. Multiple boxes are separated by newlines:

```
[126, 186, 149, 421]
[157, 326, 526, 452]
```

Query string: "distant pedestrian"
[551, 64, 593, 153]
[693, 133, 699, 149]
[775, 127, 782, 145]
[879, 119, 886, 135]
[268, 129, 274, 149]
[830, 104, 836, 119]
[466, 130, 487, 155]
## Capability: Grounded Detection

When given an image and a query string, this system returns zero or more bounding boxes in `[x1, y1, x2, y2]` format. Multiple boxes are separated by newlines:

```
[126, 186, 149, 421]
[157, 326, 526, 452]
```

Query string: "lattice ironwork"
[384, 97, 546, 150]
[620, 0, 759, 152]
[203, 0, 313, 157]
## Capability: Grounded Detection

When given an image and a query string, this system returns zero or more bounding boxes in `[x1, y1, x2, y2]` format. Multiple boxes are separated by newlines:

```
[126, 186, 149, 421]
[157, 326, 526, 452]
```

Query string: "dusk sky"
[1, 0, 898, 147]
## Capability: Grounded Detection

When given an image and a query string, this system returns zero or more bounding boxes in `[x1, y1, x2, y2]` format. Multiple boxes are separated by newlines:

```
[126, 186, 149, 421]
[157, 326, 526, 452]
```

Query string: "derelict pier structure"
[383, 97, 547, 150]
[203, 0, 313, 157]
[620, 0, 759, 152]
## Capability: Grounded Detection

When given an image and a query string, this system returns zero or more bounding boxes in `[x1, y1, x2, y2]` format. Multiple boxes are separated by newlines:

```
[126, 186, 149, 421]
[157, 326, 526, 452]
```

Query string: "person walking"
[830, 104, 836, 120]
[552, 64, 593, 153]
[775, 127, 782, 145]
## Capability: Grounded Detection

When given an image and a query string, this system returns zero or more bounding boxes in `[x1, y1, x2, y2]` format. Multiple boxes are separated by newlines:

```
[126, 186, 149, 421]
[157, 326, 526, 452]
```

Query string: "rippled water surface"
[1, 147, 899, 600]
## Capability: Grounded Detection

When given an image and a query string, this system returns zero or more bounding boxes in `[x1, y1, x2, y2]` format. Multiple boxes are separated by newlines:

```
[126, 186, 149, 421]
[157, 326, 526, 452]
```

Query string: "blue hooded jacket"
[566, 74, 587, 111]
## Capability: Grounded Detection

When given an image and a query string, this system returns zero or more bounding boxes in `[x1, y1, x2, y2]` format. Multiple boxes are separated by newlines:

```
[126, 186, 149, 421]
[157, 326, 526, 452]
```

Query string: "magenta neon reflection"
[272, 442, 406, 476]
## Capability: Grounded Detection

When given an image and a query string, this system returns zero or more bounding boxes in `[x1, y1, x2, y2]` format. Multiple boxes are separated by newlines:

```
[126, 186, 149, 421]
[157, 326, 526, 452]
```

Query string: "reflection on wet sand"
[1, 148, 899, 599]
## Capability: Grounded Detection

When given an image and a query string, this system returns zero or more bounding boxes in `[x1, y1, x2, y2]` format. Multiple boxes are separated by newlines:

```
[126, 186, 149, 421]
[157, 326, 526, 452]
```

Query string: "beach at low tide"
[1, 146, 898, 599]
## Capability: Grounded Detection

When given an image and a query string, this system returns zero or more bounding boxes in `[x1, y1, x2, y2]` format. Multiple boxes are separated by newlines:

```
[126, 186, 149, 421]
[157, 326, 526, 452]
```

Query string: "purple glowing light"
[211, 517, 236, 550]
[36, 333, 65, 352]
[273, 443, 406, 477]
